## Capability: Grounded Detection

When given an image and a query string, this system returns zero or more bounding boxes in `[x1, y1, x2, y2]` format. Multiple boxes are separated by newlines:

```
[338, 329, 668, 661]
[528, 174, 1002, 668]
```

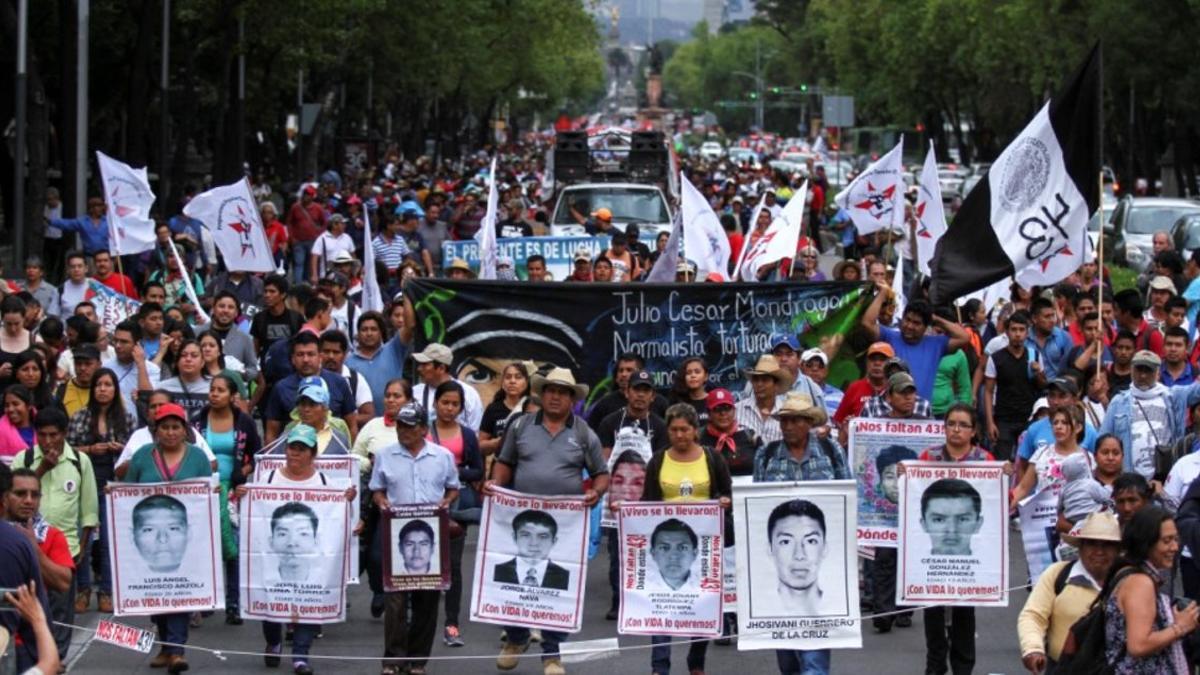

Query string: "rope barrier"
[56, 581, 1034, 663]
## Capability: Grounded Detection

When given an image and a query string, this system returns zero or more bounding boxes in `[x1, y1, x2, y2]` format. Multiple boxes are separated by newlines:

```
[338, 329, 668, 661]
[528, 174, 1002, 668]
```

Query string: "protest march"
[4, 7, 1200, 675]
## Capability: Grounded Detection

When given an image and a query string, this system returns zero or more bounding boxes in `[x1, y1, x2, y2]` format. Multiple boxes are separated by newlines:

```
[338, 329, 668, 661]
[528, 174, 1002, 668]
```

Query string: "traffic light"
[800, 83, 809, 92]
[770, 86, 781, 94]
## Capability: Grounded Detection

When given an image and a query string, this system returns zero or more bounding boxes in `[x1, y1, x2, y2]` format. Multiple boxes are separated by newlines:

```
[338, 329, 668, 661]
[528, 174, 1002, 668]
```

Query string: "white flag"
[914, 142, 947, 276]
[96, 151, 157, 256]
[731, 193, 767, 280]
[1015, 206, 1095, 289]
[812, 134, 829, 158]
[680, 175, 732, 280]
[737, 182, 808, 282]
[183, 178, 276, 273]
[833, 137, 905, 236]
[892, 253, 907, 322]
[645, 210, 682, 282]
[361, 204, 385, 313]
[476, 157, 500, 280]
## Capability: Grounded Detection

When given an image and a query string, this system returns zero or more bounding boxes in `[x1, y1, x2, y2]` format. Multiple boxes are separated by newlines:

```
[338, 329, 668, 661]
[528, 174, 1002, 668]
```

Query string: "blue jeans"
[263, 622, 318, 662]
[291, 240, 314, 283]
[775, 649, 831, 675]
[650, 635, 708, 673]
[505, 626, 566, 659]
[77, 495, 111, 595]
[152, 613, 189, 655]
[607, 529, 620, 608]
[225, 556, 239, 611]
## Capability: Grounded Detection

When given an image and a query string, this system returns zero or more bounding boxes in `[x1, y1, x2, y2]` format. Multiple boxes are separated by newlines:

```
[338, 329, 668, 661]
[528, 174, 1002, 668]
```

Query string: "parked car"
[1110, 196, 1200, 269]
[698, 141, 724, 160]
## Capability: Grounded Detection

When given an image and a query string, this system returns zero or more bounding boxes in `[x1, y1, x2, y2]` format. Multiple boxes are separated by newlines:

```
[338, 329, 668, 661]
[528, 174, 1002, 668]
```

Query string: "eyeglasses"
[945, 421, 974, 430]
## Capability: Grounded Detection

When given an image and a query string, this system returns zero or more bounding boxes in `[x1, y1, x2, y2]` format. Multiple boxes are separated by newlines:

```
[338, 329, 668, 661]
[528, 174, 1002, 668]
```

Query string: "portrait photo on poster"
[131, 494, 191, 574]
[492, 508, 571, 591]
[390, 517, 440, 577]
[265, 501, 322, 586]
[743, 494, 850, 619]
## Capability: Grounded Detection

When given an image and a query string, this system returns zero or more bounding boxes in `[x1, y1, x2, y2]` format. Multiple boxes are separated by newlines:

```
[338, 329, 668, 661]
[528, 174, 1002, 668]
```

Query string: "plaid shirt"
[66, 408, 138, 449]
[860, 394, 933, 420]
[754, 434, 851, 482]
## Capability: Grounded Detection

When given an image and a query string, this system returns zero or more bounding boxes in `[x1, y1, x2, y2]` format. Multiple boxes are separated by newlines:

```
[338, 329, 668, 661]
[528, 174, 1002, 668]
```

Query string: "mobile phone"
[0, 588, 18, 612]
[1173, 597, 1193, 611]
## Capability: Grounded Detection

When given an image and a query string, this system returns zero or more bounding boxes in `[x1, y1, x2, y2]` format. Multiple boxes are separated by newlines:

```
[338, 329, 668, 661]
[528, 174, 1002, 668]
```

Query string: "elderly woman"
[271, 377, 351, 456]
[1018, 511, 1122, 673]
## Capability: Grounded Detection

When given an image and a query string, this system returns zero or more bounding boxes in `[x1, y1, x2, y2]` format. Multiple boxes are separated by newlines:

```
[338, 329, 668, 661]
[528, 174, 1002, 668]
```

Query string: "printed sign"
[847, 418, 944, 548]
[95, 619, 157, 654]
[382, 504, 452, 592]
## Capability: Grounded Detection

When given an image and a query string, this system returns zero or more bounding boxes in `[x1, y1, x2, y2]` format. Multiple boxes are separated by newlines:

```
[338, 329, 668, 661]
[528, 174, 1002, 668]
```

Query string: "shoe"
[265, 644, 282, 668]
[895, 615, 913, 628]
[74, 589, 92, 614]
[370, 593, 385, 618]
[98, 593, 113, 613]
[605, 606, 618, 621]
[873, 618, 892, 633]
[543, 658, 565, 675]
[225, 610, 243, 626]
[166, 655, 189, 673]
[530, 629, 543, 643]
[189, 613, 202, 628]
[150, 650, 171, 668]
[497, 641, 529, 670]
[293, 661, 313, 675]
[286, 625, 295, 643]
[443, 625, 465, 647]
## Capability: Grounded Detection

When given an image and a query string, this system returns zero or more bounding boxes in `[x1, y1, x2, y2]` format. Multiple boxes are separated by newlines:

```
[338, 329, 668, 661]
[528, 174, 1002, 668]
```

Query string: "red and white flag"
[833, 138, 905, 236]
[183, 178, 276, 273]
[737, 182, 808, 281]
[96, 151, 157, 256]
[915, 142, 948, 276]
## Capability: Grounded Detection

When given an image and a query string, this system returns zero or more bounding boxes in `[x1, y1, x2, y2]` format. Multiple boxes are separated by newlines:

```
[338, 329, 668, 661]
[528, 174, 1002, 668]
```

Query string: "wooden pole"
[1096, 170, 1105, 378]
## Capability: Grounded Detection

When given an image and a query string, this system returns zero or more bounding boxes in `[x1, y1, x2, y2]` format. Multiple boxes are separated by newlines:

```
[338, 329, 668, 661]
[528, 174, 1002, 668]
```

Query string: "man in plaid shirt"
[860, 371, 934, 420]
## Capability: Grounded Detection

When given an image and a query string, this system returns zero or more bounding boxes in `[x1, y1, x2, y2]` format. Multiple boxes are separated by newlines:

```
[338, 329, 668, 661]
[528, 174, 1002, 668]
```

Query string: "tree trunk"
[124, 0, 156, 165]
[167, 28, 198, 211]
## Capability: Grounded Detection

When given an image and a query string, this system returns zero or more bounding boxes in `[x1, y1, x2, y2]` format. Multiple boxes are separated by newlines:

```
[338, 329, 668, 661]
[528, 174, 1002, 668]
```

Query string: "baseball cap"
[73, 344, 100, 362]
[706, 388, 735, 411]
[394, 402, 428, 427]
[628, 370, 654, 390]
[770, 333, 801, 352]
[887, 372, 917, 393]
[298, 376, 330, 406]
[1132, 350, 1162, 369]
[154, 402, 188, 424]
[591, 207, 613, 222]
[286, 424, 318, 449]
[801, 348, 828, 366]
[1046, 376, 1080, 395]
[1149, 275, 1176, 293]
[866, 342, 895, 359]
[1029, 397, 1051, 421]
[573, 246, 593, 263]
[412, 343, 453, 365]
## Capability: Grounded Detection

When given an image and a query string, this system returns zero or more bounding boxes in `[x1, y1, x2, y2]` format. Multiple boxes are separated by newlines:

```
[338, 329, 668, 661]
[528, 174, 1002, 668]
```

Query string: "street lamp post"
[14, 0, 28, 266]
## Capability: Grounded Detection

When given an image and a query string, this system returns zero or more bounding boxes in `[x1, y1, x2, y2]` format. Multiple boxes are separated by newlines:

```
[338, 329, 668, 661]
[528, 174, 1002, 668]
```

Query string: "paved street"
[65, 529, 1028, 674]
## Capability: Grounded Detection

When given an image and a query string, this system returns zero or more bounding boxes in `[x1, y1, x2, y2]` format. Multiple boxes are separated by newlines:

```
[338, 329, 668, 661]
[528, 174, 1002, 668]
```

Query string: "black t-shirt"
[596, 408, 669, 454]
[1107, 365, 1132, 395]
[250, 308, 304, 358]
[400, 230, 426, 259]
[497, 220, 534, 238]
[481, 399, 519, 439]
[989, 346, 1039, 423]
[587, 390, 669, 428]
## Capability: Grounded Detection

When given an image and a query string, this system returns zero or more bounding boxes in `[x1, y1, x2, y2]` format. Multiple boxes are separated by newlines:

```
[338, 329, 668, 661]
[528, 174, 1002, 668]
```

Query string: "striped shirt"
[860, 394, 933, 420]
[372, 233, 411, 271]
[735, 396, 781, 445]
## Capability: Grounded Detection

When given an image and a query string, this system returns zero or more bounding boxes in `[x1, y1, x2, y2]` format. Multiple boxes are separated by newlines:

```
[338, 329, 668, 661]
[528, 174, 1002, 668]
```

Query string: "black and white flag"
[929, 45, 1101, 304]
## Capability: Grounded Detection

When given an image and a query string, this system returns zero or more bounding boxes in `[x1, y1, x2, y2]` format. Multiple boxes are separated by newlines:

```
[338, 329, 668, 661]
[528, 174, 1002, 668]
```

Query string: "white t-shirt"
[1129, 395, 1170, 479]
[314, 232, 355, 278]
[341, 365, 373, 411]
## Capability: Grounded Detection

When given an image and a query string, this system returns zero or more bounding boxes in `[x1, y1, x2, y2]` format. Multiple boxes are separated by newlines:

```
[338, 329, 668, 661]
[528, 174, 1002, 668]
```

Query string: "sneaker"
[189, 613, 202, 628]
[370, 592, 385, 618]
[74, 589, 92, 614]
[496, 641, 529, 671]
[895, 615, 913, 628]
[443, 625, 465, 647]
[293, 661, 313, 675]
[264, 644, 282, 668]
[225, 610, 243, 626]
[98, 593, 113, 613]
[543, 658, 565, 675]
[605, 606, 618, 621]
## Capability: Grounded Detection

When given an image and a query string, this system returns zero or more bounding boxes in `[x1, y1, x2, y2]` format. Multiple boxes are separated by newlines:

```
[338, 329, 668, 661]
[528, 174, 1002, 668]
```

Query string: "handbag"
[1134, 398, 1176, 482]
[450, 481, 482, 524]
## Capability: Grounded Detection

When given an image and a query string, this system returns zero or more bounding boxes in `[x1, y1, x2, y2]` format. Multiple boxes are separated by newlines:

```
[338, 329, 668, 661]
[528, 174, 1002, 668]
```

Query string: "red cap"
[706, 388, 735, 411]
[154, 402, 188, 424]
[302, 185, 317, 196]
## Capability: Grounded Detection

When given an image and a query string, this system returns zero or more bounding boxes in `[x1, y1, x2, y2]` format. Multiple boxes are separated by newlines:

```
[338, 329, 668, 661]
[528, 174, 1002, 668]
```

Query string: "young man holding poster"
[484, 367, 608, 675]
[369, 403, 459, 675]
[752, 394, 849, 675]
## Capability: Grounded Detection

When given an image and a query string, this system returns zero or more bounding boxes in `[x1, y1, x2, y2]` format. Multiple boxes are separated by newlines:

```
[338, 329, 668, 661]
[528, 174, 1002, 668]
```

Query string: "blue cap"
[770, 333, 801, 352]
[286, 424, 318, 449]
[298, 376, 329, 406]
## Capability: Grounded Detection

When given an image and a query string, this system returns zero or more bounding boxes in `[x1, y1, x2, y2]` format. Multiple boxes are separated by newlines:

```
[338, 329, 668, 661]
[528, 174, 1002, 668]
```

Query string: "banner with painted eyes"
[733, 480, 861, 651]
[617, 501, 723, 637]
[107, 480, 224, 617]
[896, 461, 1009, 607]
[238, 485, 351, 624]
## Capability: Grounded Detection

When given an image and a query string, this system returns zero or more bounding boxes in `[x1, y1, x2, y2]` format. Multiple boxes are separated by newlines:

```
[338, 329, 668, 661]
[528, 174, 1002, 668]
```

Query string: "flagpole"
[1096, 169, 1105, 377]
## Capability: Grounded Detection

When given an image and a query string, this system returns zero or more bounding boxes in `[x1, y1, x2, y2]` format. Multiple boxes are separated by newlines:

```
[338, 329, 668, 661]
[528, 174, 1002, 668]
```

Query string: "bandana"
[705, 420, 740, 457]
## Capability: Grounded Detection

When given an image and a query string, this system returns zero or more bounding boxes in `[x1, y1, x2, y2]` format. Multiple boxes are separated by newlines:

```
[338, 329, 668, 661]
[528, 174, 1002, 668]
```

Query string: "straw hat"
[743, 354, 796, 390]
[531, 367, 589, 400]
[1062, 510, 1121, 546]
[772, 393, 828, 425]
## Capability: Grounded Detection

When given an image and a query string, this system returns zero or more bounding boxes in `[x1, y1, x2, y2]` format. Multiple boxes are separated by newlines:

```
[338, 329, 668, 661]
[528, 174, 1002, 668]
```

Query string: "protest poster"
[896, 461, 1009, 607]
[107, 480, 223, 617]
[381, 504, 452, 592]
[94, 620, 156, 654]
[733, 480, 861, 651]
[601, 436, 653, 529]
[1019, 488, 1061, 581]
[406, 279, 870, 409]
[847, 418, 944, 548]
[470, 486, 589, 632]
[442, 234, 656, 281]
[252, 455, 361, 585]
[616, 501, 723, 637]
[239, 485, 352, 623]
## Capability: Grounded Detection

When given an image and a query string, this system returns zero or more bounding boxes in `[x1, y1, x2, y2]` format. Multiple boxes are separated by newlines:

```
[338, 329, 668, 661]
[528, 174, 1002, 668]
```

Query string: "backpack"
[22, 444, 82, 476]
[1056, 566, 1140, 675]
